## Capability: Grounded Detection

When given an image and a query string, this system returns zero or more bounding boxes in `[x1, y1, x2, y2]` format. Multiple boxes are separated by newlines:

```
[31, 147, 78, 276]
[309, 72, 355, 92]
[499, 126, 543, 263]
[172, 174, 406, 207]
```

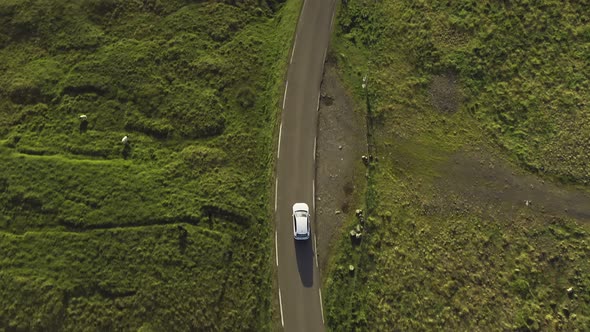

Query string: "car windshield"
[294, 211, 307, 218]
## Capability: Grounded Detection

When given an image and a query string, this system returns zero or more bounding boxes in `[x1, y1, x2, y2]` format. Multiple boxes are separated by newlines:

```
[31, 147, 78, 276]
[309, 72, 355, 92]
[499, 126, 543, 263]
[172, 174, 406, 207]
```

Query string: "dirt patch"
[435, 146, 590, 223]
[315, 63, 367, 275]
[429, 71, 461, 114]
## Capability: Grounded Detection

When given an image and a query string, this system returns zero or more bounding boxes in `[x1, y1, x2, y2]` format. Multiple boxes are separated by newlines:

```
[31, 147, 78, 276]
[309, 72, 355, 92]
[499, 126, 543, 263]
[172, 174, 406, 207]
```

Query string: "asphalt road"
[275, 0, 336, 330]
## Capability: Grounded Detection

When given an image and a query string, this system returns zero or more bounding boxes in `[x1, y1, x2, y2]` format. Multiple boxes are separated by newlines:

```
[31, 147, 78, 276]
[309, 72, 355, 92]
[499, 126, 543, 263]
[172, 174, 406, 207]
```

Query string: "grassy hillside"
[325, 0, 590, 330]
[0, 0, 300, 330]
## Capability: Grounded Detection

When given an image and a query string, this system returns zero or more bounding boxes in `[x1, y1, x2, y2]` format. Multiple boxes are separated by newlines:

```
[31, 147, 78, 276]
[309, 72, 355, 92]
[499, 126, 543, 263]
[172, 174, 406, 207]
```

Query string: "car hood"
[292, 203, 309, 213]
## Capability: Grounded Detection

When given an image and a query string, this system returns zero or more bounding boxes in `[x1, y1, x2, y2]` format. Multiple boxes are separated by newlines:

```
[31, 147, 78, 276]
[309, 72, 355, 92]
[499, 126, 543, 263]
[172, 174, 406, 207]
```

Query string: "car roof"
[294, 214, 308, 234]
[293, 203, 309, 234]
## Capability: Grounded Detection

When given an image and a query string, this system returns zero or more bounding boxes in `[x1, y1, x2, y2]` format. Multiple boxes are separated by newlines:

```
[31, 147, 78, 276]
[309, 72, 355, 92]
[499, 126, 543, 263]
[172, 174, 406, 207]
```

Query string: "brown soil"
[429, 71, 462, 114]
[315, 63, 367, 275]
[435, 146, 590, 223]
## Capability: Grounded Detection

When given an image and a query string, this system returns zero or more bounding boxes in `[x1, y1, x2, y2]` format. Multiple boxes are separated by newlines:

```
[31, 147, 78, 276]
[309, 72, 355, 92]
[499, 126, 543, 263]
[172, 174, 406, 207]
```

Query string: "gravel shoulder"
[315, 62, 367, 276]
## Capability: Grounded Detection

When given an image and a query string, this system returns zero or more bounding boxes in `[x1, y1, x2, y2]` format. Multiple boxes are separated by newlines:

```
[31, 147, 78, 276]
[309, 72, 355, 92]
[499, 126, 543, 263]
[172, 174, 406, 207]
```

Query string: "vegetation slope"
[325, 0, 590, 330]
[0, 0, 299, 330]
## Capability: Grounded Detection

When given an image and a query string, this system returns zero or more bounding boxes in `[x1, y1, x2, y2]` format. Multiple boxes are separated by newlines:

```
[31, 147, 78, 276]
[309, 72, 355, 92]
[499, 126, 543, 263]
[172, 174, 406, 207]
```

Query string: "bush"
[237, 85, 256, 109]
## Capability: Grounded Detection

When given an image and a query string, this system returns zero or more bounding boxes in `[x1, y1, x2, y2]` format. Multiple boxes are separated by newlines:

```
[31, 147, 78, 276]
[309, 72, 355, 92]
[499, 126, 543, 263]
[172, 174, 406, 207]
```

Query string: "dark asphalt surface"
[276, 0, 336, 331]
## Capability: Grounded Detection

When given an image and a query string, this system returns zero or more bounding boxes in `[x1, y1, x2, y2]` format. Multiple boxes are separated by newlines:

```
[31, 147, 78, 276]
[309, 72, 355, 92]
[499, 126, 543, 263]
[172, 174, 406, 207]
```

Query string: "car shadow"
[294, 237, 314, 287]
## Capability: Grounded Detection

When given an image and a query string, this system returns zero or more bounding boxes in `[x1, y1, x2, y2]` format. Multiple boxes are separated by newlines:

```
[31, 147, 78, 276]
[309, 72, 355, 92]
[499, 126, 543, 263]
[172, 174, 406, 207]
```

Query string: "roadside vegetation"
[0, 0, 300, 330]
[325, 0, 590, 330]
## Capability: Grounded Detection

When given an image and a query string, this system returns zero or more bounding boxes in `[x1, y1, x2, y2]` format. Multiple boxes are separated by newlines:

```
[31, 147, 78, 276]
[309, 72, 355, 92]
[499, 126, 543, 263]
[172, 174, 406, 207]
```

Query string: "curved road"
[275, 0, 336, 331]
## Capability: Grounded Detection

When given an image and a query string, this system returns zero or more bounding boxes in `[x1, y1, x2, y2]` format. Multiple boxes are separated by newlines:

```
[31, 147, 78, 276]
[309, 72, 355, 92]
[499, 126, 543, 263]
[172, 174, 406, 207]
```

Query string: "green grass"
[0, 225, 233, 331]
[0, 0, 300, 330]
[325, 0, 590, 330]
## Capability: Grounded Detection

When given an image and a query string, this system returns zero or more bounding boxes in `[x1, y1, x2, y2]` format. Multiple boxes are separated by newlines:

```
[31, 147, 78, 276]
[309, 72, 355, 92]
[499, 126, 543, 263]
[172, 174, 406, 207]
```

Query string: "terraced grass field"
[0, 0, 300, 330]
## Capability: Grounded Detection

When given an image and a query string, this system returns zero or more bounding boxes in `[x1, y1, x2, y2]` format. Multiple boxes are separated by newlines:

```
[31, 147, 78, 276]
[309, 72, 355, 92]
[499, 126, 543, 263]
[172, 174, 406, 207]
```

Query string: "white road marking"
[283, 81, 288, 110]
[319, 289, 325, 324]
[313, 137, 317, 161]
[277, 123, 282, 158]
[275, 178, 278, 212]
[279, 289, 285, 327]
[317, 92, 321, 112]
[290, 39, 297, 64]
[275, 231, 279, 266]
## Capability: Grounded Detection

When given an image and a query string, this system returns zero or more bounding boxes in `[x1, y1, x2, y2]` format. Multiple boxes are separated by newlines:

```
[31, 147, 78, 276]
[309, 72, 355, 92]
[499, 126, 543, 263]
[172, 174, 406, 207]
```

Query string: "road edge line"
[319, 288, 325, 324]
[317, 91, 321, 112]
[275, 178, 278, 212]
[279, 288, 285, 327]
[282, 81, 289, 110]
[277, 123, 282, 158]
[290, 39, 297, 64]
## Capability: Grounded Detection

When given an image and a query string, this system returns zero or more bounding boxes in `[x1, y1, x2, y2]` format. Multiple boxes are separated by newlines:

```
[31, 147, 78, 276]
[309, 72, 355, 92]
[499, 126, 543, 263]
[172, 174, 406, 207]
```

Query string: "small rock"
[339, 145, 343, 150]
[335, 210, 341, 215]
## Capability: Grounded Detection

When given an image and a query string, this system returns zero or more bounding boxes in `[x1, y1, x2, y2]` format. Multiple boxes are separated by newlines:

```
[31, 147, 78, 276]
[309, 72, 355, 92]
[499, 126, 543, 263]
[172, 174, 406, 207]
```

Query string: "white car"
[292, 203, 311, 240]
